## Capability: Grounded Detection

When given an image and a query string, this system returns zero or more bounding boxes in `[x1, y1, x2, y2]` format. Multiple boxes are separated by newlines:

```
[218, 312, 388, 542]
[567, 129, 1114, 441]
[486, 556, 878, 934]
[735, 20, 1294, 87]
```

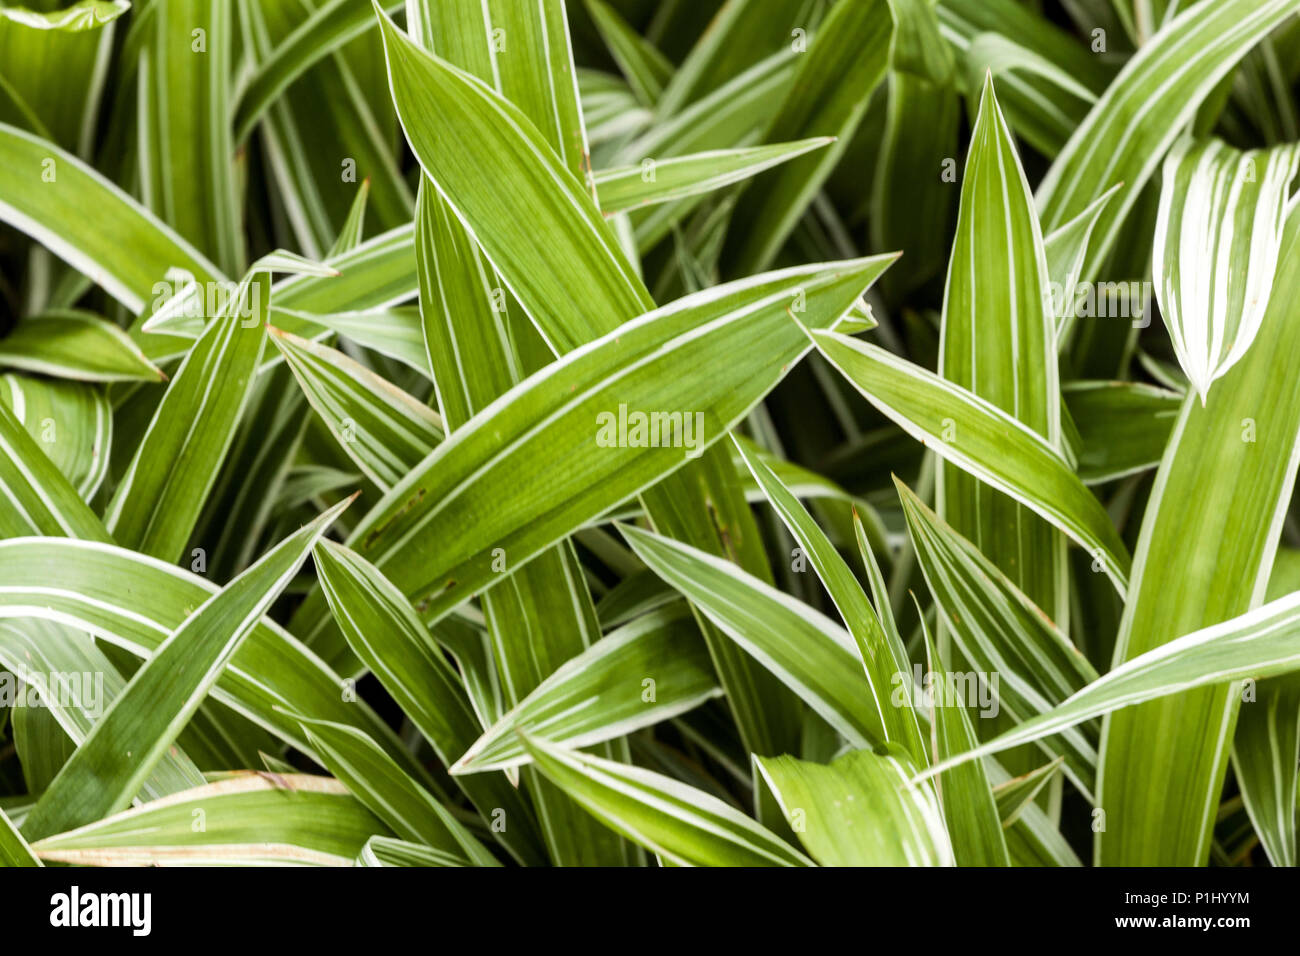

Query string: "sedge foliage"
[0, 0, 1299, 868]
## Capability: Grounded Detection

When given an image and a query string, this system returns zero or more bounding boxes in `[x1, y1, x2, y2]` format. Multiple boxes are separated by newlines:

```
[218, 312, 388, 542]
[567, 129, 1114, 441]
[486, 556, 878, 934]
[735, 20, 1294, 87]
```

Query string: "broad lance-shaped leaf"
[1097, 202, 1300, 866]
[375, 6, 642, 355]
[0, 621, 207, 801]
[720, 0, 893, 276]
[756, 748, 953, 867]
[921, 625, 1009, 866]
[300, 257, 892, 642]
[809, 329, 1131, 592]
[896, 479, 1100, 800]
[407, 0, 633, 868]
[1035, 0, 1300, 282]
[0, 360, 235, 790]
[593, 140, 833, 216]
[0, 806, 38, 867]
[20, 497, 351, 841]
[452, 606, 721, 774]
[0, 121, 226, 319]
[106, 257, 324, 562]
[0, 309, 163, 382]
[520, 733, 813, 867]
[619, 523, 888, 750]
[937, 77, 1066, 780]
[1152, 139, 1300, 403]
[310, 538, 547, 866]
[30, 773, 385, 867]
[0, 536, 429, 782]
[919, 586, 1300, 780]
[734, 437, 926, 766]
[296, 717, 499, 867]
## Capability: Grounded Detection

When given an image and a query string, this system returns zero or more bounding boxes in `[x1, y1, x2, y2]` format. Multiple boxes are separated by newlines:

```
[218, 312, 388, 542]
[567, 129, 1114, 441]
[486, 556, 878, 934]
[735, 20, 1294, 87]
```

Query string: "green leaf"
[521, 733, 813, 867]
[936, 77, 1068, 782]
[1232, 675, 1300, 867]
[0, 309, 164, 382]
[921, 624, 1010, 866]
[755, 748, 953, 866]
[0, 805, 39, 867]
[810, 329, 1131, 591]
[735, 436, 926, 764]
[1063, 380, 1181, 484]
[309, 537, 547, 866]
[269, 326, 441, 489]
[896, 479, 1100, 798]
[887, 0, 955, 84]
[618, 50, 800, 250]
[0, 1, 127, 154]
[453, 606, 720, 773]
[0, 396, 108, 540]
[137, 0, 243, 275]
[31, 772, 385, 866]
[328, 178, 372, 258]
[937, 0, 1111, 157]
[234, 0, 404, 144]
[1045, 183, 1121, 346]
[619, 522, 886, 750]
[1, 375, 112, 501]
[0, 537, 413, 773]
[296, 257, 891, 648]
[108, 258, 328, 561]
[375, 7, 644, 355]
[20, 497, 351, 841]
[871, 72, 960, 296]
[923, 585, 1300, 784]
[0, 620, 206, 800]
[297, 716, 499, 866]
[594, 140, 834, 216]
[406, 0, 634, 866]
[0, 123, 226, 314]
